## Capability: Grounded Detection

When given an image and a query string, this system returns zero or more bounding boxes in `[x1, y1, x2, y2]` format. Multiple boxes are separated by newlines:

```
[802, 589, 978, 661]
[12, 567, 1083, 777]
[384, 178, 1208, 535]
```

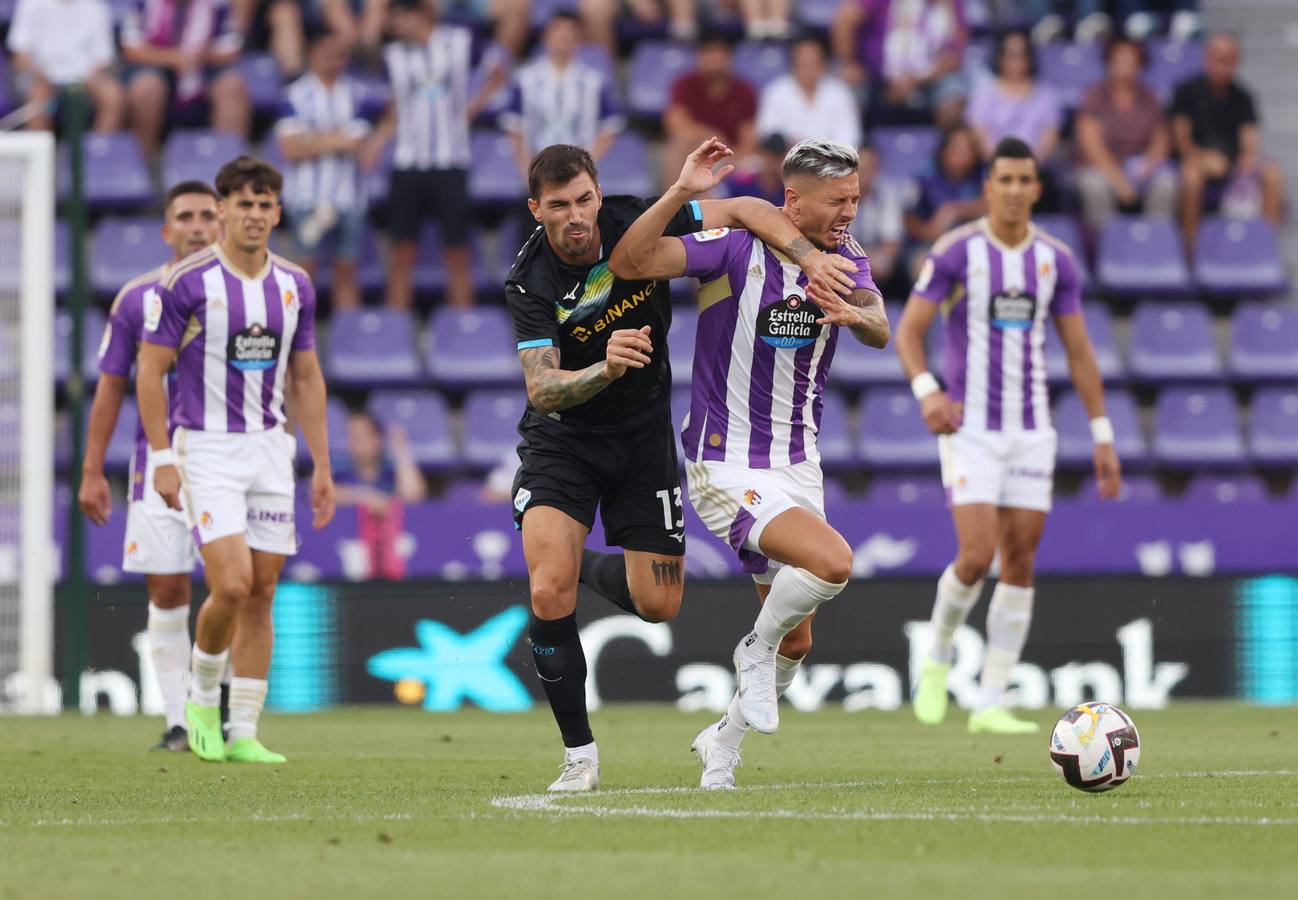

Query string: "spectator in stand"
[500, 12, 623, 180]
[662, 30, 757, 188]
[1171, 32, 1285, 252]
[336, 411, 427, 581]
[5, 0, 125, 133]
[358, 0, 531, 59]
[967, 29, 1061, 162]
[725, 133, 788, 207]
[367, 0, 507, 309]
[276, 33, 373, 311]
[120, 0, 252, 159]
[232, 0, 307, 79]
[851, 143, 905, 289]
[756, 34, 861, 149]
[1075, 37, 1176, 230]
[831, 0, 969, 129]
[904, 122, 984, 274]
[579, 0, 698, 52]
[715, 0, 792, 41]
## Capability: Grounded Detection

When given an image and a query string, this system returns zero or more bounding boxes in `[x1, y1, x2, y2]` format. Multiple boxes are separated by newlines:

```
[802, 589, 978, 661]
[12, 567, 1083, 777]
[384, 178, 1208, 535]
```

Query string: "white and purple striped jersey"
[498, 57, 624, 157]
[144, 246, 317, 432]
[275, 72, 372, 215]
[680, 227, 878, 468]
[912, 218, 1083, 432]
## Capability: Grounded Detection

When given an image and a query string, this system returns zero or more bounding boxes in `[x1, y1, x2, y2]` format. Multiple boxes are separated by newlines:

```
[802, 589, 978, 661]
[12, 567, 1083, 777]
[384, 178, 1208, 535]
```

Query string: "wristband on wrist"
[1089, 416, 1115, 445]
[151, 447, 176, 468]
[911, 372, 941, 401]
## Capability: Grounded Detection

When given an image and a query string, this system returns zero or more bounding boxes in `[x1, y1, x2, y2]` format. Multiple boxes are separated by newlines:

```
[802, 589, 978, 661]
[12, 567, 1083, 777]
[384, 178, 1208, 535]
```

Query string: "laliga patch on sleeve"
[97, 324, 112, 359]
[692, 227, 730, 243]
[143, 289, 163, 332]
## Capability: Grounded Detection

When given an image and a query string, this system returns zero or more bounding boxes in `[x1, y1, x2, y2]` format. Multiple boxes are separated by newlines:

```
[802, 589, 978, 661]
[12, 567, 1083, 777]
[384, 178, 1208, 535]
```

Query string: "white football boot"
[733, 632, 779, 734]
[548, 752, 600, 792]
[691, 725, 741, 790]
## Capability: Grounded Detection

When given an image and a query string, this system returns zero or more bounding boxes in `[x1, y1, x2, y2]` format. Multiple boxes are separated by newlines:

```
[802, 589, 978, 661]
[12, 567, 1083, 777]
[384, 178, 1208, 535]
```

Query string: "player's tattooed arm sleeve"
[519, 345, 615, 415]
[846, 288, 890, 348]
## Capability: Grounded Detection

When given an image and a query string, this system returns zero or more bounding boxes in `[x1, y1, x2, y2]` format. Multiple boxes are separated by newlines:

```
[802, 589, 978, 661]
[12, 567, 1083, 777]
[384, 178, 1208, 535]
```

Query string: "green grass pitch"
[2, 703, 1296, 900]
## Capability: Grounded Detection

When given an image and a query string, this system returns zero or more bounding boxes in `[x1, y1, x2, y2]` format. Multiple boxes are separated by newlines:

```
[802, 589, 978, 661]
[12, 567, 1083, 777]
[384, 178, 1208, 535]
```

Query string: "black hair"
[527, 144, 599, 201]
[163, 180, 219, 210]
[214, 156, 283, 198]
[1104, 35, 1147, 69]
[993, 28, 1036, 79]
[985, 136, 1037, 178]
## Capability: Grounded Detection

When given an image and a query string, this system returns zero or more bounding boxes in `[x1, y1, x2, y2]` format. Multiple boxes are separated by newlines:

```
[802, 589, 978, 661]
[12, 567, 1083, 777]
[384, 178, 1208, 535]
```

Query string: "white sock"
[227, 676, 268, 742]
[565, 740, 598, 763]
[714, 653, 802, 752]
[189, 646, 228, 708]
[753, 567, 845, 649]
[976, 583, 1034, 712]
[775, 653, 801, 696]
[928, 564, 983, 666]
[220, 659, 232, 686]
[147, 603, 190, 730]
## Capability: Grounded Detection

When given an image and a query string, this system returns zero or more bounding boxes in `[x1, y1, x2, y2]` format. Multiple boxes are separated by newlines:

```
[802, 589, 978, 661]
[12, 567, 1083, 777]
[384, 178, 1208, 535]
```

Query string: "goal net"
[0, 132, 55, 714]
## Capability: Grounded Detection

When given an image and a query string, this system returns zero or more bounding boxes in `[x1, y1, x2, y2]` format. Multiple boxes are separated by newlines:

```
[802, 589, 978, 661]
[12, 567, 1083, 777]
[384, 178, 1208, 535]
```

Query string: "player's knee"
[807, 538, 853, 586]
[956, 545, 995, 581]
[779, 628, 812, 660]
[212, 569, 253, 603]
[530, 582, 577, 619]
[633, 585, 683, 623]
[149, 578, 191, 609]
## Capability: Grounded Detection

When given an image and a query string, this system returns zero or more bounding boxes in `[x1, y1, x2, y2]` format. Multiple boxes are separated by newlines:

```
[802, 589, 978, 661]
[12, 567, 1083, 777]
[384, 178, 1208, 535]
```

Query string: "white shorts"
[938, 427, 1057, 512]
[174, 426, 298, 556]
[685, 458, 825, 583]
[123, 445, 198, 574]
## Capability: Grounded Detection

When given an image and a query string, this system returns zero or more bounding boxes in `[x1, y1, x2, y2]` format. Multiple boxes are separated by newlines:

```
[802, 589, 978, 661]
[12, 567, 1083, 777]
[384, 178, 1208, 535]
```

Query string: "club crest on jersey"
[228, 323, 281, 371]
[990, 288, 1037, 330]
[758, 295, 822, 349]
[283, 289, 297, 311]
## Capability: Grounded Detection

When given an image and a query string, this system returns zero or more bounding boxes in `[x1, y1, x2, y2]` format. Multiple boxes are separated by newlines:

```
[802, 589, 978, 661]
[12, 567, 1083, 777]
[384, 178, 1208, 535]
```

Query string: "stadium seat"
[304, 227, 386, 298]
[817, 390, 856, 469]
[668, 306, 698, 387]
[863, 474, 946, 505]
[1152, 386, 1246, 467]
[832, 304, 906, 388]
[362, 139, 394, 209]
[461, 390, 528, 468]
[1228, 303, 1298, 382]
[1183, 472, 1269, 503]
[1054, 388, 1147, 468]
[425, 306, 520, 389]
[1144, 39, 1203, 101]
[1097, 216, 1190, 295]
[235, 53, 285, 116]
[89, 218, 170, 298]
[411, 224, 495, 296]
[58, 132, 153, 211]
[54, 308, 106, 387]
[796, 0, 842, 29]
[1128, 302, 1223, 383]
[627, 42, 697, 119]
[54, 220, 72, 297]
[1193, 217, 1288, 297]
[88, 401, 139, 474]
[858, 388, 939, 469]
[872, 127, 939, 182]
[1076, 472, 1162, 503]
[162, 130, 250, 188]
[529, 0, 579, 29]
[1036, 41, 1102, 108]
[1248, 386, 1298, 466]
[324, 309, 425, 388]
[467, 130, 525, 206]
[297, 397, 351, 467]
[598, 133, 654, 197]
[1043, 303, 1124, 386]
[0, 49, 12, 116]
[366, 390, 457, 470]
[732, 41, 789, 89]
[1034, 213, 1091, 289]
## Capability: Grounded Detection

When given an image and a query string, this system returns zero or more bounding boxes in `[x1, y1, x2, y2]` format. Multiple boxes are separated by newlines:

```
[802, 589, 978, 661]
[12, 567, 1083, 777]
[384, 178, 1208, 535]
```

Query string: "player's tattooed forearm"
[784, 235, 816, 264]
[846, 289, 883, 309]
[848, 290, 890, 348]
[651, 559, 682, 586]
[520, 347, 613, 414]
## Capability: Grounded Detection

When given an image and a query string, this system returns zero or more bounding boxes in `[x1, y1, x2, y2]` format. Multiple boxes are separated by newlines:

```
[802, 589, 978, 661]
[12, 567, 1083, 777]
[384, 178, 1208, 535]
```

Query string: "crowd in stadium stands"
[5, 0, 1298, 516]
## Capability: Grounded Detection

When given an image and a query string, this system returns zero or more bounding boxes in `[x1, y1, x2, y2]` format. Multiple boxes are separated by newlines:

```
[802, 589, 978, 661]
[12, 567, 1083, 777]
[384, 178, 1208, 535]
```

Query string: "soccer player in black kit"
[506, 139, 858, 791]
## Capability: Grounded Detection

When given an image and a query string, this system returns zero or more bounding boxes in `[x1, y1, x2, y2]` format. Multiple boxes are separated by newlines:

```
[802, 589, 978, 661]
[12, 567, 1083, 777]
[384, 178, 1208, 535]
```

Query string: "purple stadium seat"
[1034, 213, 1091, 289]
[90, 402, 139, 474]
[872, 127, 939, 182]
[235, 53, 285, 116]
[1144, 39, 1203, 101]
[462, 390, 527, 468]
[796, 0, 842, 29]
[363, 139, 394, 209]
[1248, 386, 1298, 466]
[411, 224, 494, 296]
[1043, 303, 1123, 385]
[303, 227, 386, 298]
[598, 133, 654, 197]
[324, 309, 424, 388]
[1077, 473, 1162, 503]
[54, 309, 106, 387]
[425, 307, 520, 389]
[1054, 388, 1146, 468]
[1097, 216, 1190, 295]
[1184, 473, 1268, 504]
[54, 220, 72, 297]
[864, 474, 946, 505]
[817, 391, 856, 469]
[297, 396, 351, 467]
[530, 0, 579, 29]
[668, 306, 698, 387]
[467, 130, 525, 207]
[1228, 303, 1298, 382]
[627, 42, 697, 119]
[1128, 302, 1223, 383]
[366, 390, 457, 469]
[732, 41, 789, 89]
[1036, 41, 1102, 108]
[58, 132, 153, 211]
[90, 218, 170, 297]
[0, 53, 12, 116]
[833, 304, 906, 387]
[163, 130, 250, 188]
[859, 388, 939, 469]
[1152, 386, 1245, 467]
[1194, 217, 1288, 297]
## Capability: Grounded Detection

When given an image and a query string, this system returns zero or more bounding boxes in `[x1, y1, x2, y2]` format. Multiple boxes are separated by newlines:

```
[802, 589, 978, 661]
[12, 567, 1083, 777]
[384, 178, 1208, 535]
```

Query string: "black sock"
[579, 549, 642, 618]
[529, 612, 594, 748]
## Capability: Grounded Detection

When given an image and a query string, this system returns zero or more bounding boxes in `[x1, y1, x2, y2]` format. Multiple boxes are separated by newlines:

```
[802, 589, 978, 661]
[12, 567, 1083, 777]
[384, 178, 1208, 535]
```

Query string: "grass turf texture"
[1, 703, 1295, 900]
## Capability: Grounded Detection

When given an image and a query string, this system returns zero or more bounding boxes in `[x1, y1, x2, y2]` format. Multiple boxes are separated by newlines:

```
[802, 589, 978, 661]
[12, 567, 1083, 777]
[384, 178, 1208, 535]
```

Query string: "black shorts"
[387, 167, 471, 246]
[511, 412, 686, 557]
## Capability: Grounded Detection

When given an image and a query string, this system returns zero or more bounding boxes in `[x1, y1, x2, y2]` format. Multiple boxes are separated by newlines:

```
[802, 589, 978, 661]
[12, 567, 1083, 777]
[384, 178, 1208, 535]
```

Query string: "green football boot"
[968, 706, 1041, 735]
[912, 659, 951, 725]
[185, 701, 225, 762]
[225, 738, 287, 764]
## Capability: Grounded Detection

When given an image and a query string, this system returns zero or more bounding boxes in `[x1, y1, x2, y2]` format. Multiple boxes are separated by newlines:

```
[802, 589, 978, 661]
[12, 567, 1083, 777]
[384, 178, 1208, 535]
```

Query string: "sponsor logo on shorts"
[248, 508, 294, 524]
[513, 487, 532, 513]
[1008, 466, 1051, 481]
[126, 541, 139, 559]
[742, 489, 762, 506]
[200, 511, 213, 530]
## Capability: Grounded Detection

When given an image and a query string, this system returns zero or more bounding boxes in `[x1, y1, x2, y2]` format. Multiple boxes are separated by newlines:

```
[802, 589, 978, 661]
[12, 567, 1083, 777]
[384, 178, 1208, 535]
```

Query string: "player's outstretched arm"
[136, 341, 182, 510]
[518, 326, 652, 415]
[816, 288, 889, 348]
[896, 296, 959, 435]
[289, 349, 336, 529]
[78, 373, 128, 526]
[1056, 312, 1122, 499]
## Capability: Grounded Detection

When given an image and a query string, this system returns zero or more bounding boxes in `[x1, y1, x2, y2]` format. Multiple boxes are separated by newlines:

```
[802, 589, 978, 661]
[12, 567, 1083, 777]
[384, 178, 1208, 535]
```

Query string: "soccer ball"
[1049, 702, 1141, 792]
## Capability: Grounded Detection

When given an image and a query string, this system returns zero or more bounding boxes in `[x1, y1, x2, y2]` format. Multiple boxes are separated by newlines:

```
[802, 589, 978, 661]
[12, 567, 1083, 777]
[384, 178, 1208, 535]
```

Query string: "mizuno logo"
[669, 531, 684, 543]
[563, 282, 581, 302]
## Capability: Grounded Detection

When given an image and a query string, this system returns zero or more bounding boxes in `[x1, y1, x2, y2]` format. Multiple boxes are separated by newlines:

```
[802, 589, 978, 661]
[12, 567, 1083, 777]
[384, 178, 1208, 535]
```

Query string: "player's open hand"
[154, 464, 183, 512]
[78, 470, 112, 526]
[1093, 443, 1122, 500]
[802, 252, 857, 304]
[920, 391, 961, 435]
[311, 468, 336, 529]
[603, 325, 653, 380]
[813, 290, 868, 328]
[674, 137, 736, 196]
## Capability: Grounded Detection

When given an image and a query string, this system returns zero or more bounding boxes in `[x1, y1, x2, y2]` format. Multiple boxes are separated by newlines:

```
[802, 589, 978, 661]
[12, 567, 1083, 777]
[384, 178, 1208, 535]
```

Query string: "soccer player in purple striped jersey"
[612, 138, 890, 788]
[79, 181, 221, 752]
[895, 137, 1123, 736]
[137, 157, 336, 764]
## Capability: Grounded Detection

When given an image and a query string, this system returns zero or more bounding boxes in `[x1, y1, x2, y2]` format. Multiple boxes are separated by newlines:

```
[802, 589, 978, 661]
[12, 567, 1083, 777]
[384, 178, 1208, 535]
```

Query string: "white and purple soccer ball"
[1049, 702, 1141, 793]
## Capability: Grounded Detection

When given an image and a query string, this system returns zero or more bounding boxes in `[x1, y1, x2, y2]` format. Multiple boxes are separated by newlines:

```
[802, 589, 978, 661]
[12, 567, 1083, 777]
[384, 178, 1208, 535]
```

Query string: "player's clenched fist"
[603, 325, 653, 379]
[154, 463, 183, 512]
[920, 391, 961, 435]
